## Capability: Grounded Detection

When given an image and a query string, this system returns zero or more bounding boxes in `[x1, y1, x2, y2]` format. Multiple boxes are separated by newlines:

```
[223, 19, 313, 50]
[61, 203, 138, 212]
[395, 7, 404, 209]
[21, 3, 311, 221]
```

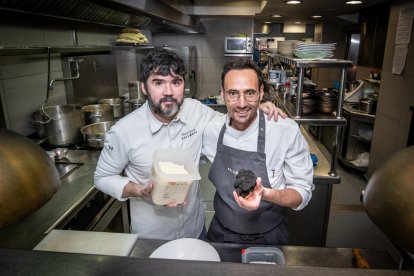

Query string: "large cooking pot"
[0, 129, 60, 229]
[32, 104, 84, 146]
[362, 146, 414, 254]
[81, 121, 115, 148]
[98, 98, 124, 118]
[82, 104, 114, 125]
[129, 99, 144, 112]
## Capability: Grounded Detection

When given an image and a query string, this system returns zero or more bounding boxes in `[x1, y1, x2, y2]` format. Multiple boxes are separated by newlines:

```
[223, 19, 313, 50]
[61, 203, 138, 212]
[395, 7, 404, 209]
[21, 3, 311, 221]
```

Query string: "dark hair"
[221, 58, 265, 89]
[140, 48, 186, 90]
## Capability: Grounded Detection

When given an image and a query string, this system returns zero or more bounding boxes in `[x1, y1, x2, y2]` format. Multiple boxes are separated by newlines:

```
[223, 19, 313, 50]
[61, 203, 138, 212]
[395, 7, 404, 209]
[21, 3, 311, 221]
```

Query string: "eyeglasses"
[224, 90, 259, 102]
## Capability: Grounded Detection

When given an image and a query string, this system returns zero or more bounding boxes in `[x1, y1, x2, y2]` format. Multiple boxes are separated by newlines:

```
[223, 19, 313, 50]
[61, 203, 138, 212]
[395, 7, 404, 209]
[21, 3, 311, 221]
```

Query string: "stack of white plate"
[292, 43, 336, 59]
[277, 40, 301, 56]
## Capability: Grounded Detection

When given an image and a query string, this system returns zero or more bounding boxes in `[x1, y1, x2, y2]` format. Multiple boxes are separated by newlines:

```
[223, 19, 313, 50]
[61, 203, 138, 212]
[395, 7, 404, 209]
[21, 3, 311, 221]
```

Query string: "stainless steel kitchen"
[0, 0, 414, 275]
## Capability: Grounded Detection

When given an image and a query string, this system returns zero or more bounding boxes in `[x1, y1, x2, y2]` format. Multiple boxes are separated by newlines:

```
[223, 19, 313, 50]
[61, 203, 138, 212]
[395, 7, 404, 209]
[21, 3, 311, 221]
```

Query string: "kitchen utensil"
[81, 121, 115, 149]
[128, 81, 147, 103]
[32, 104, 84, 147]
[34, 229, 138, 256]
[149, 238, 220, 261]
[128, 99, 144, 112]
[53, 148, 69, 159]
[0, 129, 60, 229]
[359, 98, 376, 114]
[98, 98, 125, 118]
[82, 104, 114, 125]
[362, 146, 414, 254]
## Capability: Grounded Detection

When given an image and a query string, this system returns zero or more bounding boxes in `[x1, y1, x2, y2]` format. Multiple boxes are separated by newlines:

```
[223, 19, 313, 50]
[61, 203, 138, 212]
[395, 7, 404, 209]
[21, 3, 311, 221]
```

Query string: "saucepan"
[81, 121, 116, 148]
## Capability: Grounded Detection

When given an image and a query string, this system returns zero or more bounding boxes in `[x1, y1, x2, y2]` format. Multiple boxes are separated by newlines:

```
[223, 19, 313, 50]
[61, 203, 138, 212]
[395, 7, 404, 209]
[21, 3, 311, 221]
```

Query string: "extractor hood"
[0, 0, 205, 34]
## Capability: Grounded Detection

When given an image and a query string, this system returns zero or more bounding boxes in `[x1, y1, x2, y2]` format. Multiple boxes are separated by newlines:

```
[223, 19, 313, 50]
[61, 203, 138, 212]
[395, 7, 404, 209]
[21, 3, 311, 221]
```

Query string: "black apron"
[207, 111, 288, 245]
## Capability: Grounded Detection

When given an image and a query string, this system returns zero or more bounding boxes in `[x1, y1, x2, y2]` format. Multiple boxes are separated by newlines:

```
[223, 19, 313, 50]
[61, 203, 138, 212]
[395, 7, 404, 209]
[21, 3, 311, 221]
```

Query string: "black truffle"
[233, 169, 257, 198]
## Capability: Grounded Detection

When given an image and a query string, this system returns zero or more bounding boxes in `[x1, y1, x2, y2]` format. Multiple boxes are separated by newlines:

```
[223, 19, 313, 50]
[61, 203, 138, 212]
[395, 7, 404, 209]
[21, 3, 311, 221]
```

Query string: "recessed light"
[295, 21, 302, 24]
[311, 15, 322, 18]
[264, 21, 272, 24]
[285, 0, 303, 4]
[272, 15, 283, 18]
[345, 0, 363, 4]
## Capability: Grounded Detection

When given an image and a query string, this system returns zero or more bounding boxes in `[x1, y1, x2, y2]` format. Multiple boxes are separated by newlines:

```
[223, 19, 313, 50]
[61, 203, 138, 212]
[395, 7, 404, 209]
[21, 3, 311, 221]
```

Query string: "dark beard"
[148, 95, 183, 117]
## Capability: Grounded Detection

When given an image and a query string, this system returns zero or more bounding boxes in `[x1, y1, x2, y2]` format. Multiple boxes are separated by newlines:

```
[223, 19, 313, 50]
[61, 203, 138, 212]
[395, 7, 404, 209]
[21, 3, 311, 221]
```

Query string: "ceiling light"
[311, 15, 322, 18]
[264, 21, 272, 24]
[345, 1, 363, 4]
[285, 0, 303, 4]
[272, 15, 283, 18]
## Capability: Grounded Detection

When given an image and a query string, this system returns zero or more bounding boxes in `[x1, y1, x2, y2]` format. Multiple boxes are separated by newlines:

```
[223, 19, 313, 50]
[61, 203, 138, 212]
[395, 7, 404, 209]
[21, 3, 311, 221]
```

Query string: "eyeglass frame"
[223, 89, 262, 102]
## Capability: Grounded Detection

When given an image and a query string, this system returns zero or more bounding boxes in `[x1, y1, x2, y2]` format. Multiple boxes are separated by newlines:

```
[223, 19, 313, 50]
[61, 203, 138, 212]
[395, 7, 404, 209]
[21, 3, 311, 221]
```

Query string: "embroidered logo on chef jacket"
[181, 129, 197, 140]
[106, 145, 114, 151]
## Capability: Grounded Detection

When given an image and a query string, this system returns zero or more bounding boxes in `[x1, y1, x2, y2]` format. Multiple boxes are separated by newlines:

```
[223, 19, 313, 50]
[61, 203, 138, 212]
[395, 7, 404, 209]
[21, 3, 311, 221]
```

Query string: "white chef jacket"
[94, 98, 224, 240]
[202, 110, 314, 210]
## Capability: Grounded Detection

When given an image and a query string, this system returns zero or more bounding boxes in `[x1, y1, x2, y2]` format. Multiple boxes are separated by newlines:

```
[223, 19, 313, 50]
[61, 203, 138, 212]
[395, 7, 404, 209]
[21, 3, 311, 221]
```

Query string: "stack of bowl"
[292, 91, 316, 115]
[316, 89, 338, 114]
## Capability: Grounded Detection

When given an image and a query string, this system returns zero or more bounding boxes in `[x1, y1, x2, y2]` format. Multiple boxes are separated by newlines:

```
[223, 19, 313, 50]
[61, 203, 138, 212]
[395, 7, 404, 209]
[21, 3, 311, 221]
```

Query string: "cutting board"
[34, 230, 138, 256]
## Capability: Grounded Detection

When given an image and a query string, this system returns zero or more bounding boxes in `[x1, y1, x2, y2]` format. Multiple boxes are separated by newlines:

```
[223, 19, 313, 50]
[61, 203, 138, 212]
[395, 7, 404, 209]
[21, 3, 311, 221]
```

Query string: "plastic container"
[150, 149, 201, 205]
[241, 247, 285, 265]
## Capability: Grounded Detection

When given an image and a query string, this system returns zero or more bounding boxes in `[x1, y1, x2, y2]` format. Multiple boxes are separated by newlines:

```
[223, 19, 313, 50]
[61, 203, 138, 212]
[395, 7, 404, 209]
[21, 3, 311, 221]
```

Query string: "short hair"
[140, 48, 186, 89]
[221, 58, 265, 90]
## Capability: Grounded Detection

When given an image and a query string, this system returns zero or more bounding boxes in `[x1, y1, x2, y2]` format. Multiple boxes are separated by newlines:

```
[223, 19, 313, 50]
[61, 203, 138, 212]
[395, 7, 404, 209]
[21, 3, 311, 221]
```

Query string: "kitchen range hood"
[0, 0, 205, 34]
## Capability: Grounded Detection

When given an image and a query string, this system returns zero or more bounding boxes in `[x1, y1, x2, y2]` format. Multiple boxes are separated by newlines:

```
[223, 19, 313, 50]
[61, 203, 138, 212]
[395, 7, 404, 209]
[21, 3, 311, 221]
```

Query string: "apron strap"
[257, 111, 266, 153]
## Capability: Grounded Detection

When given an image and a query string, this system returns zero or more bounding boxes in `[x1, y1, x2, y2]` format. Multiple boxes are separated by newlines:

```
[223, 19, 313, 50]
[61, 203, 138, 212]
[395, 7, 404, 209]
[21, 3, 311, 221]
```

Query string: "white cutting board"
[34, 230, 138, 256]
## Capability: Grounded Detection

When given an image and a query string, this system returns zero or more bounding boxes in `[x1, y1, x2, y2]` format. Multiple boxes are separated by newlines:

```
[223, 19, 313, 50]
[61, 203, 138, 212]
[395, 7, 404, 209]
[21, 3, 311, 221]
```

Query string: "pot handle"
[88, 138, 104, 142]
[31, 117, 52, 124]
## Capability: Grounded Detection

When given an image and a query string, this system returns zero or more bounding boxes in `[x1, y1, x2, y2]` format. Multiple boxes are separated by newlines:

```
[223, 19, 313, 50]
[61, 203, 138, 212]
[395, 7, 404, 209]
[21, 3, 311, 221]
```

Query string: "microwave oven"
[224, 37, 253, 54]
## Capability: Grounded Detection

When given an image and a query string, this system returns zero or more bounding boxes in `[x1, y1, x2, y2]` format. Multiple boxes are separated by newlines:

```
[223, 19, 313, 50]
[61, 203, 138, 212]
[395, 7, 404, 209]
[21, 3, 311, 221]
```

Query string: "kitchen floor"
[199, 140, 398, 261]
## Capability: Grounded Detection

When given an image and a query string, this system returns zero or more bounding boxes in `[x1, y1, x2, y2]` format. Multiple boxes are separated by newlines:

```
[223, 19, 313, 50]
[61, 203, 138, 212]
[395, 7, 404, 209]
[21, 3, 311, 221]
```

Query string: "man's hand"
[122, 181, 153, 198]
[258, 101, 287, 121]
[233, 177, 266, 211]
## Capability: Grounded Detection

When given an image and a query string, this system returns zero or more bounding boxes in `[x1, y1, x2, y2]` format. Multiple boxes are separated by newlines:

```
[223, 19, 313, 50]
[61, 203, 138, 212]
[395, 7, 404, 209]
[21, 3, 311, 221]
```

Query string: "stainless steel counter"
[0, 150, 101, 249]
[1, 247, 410, 276]
[131, 239, 397, 269]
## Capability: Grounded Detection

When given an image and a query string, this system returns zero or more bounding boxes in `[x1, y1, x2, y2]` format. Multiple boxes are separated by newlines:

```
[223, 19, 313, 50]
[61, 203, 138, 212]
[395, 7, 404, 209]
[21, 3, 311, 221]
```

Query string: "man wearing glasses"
[202, 58, 314, 245]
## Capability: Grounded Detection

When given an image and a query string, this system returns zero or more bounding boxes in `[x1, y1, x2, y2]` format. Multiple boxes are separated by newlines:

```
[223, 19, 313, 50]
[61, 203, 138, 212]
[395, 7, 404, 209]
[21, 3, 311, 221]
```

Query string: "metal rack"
[268, 54, 353, 177]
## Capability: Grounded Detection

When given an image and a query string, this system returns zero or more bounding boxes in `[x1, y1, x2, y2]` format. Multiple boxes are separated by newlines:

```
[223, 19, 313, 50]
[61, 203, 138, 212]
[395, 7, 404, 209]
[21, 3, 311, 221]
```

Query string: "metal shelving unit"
[268, 54, 353, 177]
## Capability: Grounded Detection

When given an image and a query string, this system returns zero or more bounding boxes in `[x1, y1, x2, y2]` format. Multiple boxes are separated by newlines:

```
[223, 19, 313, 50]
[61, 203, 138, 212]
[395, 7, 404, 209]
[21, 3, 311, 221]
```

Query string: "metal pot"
[32, 104, 84, 146]
[128, 81, 147, 103]
[362, 146, 414, 254]
[129, 99, 144, 112]
[359, 98, 376, 114]
[81, 121, 115, 148]
[82, 104, 114, 125]
[0, 129, 60, 229]
[98, 98, 124, 118]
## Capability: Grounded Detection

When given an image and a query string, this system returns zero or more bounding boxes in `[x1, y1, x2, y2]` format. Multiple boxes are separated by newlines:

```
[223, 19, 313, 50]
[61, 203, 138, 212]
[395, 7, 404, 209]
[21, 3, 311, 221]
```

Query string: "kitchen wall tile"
[201, 57, 223, 83]
[43, 28, 72, 46]
[153, 35, 178, 47]
[3, 74, 50, 135]
[227, 18, 253, 35]
[202, 82, 221, 98]
[0, 24, 44, 47]
[0, 54, 62, 79]
[116, 59, 138, 97]
[201, 33, 224, 58]
[200, 18, 228, 34]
